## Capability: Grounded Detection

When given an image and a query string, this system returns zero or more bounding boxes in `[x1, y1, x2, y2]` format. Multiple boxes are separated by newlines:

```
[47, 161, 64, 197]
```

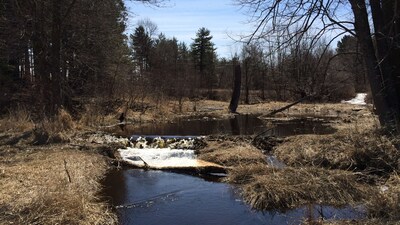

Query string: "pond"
[109, 114, 336, 137]
[103, 169, 364, 225]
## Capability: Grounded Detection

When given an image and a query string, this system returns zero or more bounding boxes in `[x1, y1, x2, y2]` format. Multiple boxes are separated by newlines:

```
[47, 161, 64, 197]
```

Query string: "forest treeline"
[0, 0, 368, 118]
[1, 0, 130, 116]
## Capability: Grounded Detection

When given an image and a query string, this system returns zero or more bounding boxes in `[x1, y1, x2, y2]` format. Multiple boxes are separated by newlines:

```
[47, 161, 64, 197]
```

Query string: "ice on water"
[118, 147, 199, 168]
[341, 93, 367, 105]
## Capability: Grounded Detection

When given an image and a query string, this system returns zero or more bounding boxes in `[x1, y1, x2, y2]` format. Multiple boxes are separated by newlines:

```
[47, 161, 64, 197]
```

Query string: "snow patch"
[341, 93, 367, 105]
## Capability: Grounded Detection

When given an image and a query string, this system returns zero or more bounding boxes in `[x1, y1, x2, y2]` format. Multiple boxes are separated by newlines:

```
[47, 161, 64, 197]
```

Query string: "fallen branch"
[64, 159, 72, 183]
[254, 95, 309, 139]
[98, 121, 134, 128]
[265, 96, 309, 117]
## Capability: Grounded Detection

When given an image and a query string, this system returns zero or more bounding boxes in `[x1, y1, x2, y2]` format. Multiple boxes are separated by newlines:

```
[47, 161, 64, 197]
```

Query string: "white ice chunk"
[341, 93, 367, 105]
[118, 147, 200, 168]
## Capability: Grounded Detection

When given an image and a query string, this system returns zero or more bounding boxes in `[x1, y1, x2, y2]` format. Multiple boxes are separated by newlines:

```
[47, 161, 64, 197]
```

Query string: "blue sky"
[124, 0, 253, 58]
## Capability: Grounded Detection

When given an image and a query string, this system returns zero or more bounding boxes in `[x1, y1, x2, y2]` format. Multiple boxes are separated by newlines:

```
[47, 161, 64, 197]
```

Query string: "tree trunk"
[245, 60, 250, 104]
[32, 1, 51, 114]
[261, 69, 266, 100]
[350, 0, 400, 132]
[51, 0, 62, 114]
[229, 64, 241, 113]
[24, 44, 31, 82]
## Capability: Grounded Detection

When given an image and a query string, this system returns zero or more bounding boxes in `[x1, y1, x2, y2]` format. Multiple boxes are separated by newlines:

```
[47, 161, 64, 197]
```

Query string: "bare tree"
[236, 0, 400, 133]
[137, 18, 159, 38]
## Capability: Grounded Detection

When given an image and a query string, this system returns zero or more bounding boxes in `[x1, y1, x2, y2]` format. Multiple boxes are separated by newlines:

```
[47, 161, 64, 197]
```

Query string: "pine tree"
[130, 25, 153, 73]
[0, 0, 131, 115]
[190, 27, 217, 90]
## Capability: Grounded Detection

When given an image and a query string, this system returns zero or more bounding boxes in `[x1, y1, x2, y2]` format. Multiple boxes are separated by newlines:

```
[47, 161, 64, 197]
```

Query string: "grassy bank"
[0, 148, 117, 224]
[0, 107, 120, 224]
[194, 102, 399, 224]
[201, 131, 399, 224]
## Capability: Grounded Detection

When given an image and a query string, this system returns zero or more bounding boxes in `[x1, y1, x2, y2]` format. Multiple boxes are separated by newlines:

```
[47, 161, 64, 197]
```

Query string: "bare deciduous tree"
[236, 0, 400, 133]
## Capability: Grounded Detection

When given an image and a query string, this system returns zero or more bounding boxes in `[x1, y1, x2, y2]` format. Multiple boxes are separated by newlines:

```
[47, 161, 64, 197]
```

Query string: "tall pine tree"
[190, 27, 216, 92]
[130, 25, 153, 74]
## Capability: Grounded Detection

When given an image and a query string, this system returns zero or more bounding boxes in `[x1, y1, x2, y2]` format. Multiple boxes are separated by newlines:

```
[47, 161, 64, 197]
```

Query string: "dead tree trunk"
[229, 65, 241, 113]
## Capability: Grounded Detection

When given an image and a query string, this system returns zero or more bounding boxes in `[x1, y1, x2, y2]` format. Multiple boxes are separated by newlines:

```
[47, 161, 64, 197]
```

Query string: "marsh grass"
[198, 140, 267, 167]
[226, 123, 399, 223]
[301, 219, 386, 225]
[366, 173, 400, 221]
[78, 103, 110, 127]
[0, 106, 118, 224]
[274, 129, 399, 175]
[32, 108, 76, 145]
[0, 105, 34, 132]
[0, 148, 117, 225]
[226, 165, 370, 211]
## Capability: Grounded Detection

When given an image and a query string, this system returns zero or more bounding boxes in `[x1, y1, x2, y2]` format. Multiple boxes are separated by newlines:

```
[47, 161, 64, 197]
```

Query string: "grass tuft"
[198, 140, 267, 167]
[366, 173, 400, 221]
[0, 105, 34, 132]
[274, 129, 399, 175]
[226, 166, 370, 211]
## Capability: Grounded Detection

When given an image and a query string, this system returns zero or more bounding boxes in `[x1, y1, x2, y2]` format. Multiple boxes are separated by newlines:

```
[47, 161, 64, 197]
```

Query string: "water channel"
[103, 115, 364, 224]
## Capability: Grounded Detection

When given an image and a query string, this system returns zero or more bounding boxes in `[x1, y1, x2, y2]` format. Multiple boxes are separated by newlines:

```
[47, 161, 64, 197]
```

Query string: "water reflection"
[108, 115, 336, 138]
[265, 118, 337, 137]
[103, 169, 364, 225]
[229, 116, 240, 135]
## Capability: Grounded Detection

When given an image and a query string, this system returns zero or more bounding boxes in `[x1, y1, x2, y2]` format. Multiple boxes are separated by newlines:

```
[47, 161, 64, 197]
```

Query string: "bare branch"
[235, 0, 354, 47]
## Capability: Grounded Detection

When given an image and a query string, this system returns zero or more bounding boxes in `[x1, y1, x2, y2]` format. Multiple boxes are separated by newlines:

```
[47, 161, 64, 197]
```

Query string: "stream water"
[103, 115, 363, 225]
[103, 169, 364, 225]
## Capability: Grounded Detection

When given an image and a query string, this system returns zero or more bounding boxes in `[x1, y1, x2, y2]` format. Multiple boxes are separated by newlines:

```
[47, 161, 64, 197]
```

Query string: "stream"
[103, 169, 363, 225]
[103, 115, 364, 224]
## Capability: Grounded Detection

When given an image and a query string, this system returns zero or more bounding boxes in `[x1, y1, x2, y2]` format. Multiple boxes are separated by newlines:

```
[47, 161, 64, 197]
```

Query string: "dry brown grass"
[0, 106, 34, 132]
[78, 103, 110, 128]
[198, 140, 267, 167]
[301, 219, 393, 225]
[31, 109, 76, 145]
[366, 173, 400, 221]
[0, 147, 117, 225]
[274, 129, 399, 175]
[226, 165, 370, 211]
[39, 108, 75, 133]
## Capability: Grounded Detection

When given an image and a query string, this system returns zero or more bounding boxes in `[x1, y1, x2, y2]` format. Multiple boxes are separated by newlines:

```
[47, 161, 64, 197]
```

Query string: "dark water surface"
[264, 118, 337, 137]
[103, 115, 351, 225]
[103, 169, 364, 225]
[111, 115, 336, 137]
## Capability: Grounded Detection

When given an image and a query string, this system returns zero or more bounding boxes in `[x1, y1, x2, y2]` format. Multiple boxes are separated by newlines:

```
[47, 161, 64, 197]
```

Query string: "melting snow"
[341, 93, 367, 105]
